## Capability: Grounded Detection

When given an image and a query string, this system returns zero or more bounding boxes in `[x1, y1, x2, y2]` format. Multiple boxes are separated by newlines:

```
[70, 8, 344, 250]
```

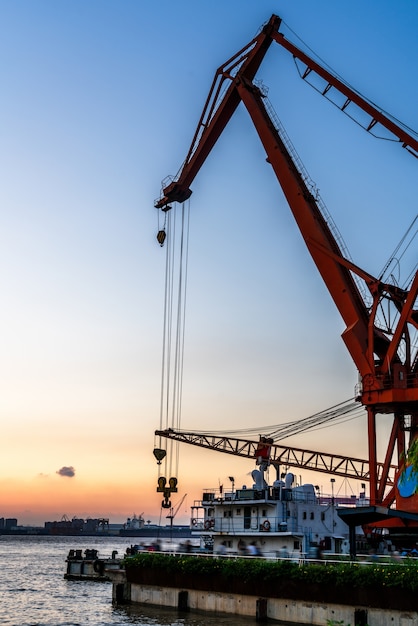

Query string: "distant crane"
[166, 493, 187, 528]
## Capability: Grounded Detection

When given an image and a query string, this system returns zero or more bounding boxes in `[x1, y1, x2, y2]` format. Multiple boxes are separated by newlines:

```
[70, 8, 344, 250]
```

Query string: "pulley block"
[156, 230, 166, 246]
[153, 448, 166, 464]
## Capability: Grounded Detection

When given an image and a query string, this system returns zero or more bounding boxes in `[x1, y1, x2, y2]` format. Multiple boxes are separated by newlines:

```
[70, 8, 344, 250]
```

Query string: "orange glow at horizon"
[0, 446, 233, 525]
[0, 425, 374, 528]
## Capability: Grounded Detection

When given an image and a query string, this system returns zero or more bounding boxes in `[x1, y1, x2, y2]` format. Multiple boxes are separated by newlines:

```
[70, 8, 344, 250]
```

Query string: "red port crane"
[155, 15, 418, 520]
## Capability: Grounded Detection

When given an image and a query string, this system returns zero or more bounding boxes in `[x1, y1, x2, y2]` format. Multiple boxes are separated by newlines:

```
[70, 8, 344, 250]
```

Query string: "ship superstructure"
[191, 466, 366, 557]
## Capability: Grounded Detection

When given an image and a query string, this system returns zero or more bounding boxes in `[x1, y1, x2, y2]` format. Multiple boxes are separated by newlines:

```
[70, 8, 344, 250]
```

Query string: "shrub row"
[124, 553, 418, 592]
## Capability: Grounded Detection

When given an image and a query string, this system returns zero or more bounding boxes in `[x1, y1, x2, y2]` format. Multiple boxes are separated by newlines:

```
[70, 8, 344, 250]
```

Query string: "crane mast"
[155, 15, 418, 515]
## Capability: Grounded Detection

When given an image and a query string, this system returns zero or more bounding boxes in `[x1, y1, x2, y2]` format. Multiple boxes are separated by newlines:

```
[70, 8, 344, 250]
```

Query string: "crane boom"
[235, 79, 373, 377]
[155, 15, 282, 207]
[155, 13, 418, 209]
[271, 31, 418, 157]
[166, 493, 187, 525]
[155, 15, 418, 509]
[155, 428, 397, 491]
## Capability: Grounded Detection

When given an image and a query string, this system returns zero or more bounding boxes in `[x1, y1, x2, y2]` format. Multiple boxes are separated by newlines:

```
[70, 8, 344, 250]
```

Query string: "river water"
[0, 534, 299, 625]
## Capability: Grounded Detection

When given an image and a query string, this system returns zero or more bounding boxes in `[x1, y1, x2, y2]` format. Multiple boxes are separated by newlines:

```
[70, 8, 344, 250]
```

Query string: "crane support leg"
[367, 407, 377, 505]
[377, 414, 405, 504]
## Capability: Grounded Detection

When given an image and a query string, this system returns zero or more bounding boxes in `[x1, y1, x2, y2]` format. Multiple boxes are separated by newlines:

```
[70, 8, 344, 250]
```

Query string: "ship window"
[302, 512, 307, 520]
[294, 540, 300, 550]
[321, 512, 325, 521]
[223, 510, 232, 517]
[236, 509, 241, 515]
[262, 509, 267, 516]
[310, 512, 314, 520]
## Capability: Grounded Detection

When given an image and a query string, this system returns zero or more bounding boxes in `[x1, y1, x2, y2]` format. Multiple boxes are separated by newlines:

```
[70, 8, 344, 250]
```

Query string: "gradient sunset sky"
[0, 0, 417, 526]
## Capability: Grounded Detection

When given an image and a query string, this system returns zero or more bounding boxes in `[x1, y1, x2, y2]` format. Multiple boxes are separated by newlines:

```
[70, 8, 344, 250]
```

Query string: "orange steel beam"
[156, 14, 418, 209]
[376, 415, 404, 505]
[155, 15, 282, 209]
[235, 79, 373, 375]
[272, 31, 418, 157]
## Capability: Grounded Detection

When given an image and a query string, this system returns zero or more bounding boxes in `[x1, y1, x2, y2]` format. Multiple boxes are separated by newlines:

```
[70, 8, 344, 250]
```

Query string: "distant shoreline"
[0, 525, 193, 538]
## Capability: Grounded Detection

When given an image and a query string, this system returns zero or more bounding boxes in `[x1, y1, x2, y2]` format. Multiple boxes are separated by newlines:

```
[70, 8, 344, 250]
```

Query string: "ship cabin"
[191, 470, 360, 558]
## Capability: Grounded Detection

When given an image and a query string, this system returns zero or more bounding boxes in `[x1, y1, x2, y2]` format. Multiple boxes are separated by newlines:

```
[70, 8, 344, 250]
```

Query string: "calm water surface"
[0, 535, 301, 625]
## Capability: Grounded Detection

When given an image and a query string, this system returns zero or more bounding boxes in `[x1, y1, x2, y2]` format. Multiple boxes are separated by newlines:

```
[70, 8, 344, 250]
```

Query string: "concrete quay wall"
[116, 580, 418, 625]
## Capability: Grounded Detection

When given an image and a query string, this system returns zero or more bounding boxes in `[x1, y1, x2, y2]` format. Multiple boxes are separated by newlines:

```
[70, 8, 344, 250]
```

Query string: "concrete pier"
[108, 570, 418, 625]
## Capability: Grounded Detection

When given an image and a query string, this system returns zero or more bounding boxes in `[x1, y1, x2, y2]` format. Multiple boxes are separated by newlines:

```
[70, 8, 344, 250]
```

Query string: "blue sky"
[0, 0, 416, 524]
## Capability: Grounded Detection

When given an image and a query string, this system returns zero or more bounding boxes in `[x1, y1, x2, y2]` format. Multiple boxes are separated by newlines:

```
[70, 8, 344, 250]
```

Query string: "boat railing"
[199, 487, 360, 506]
[192, 515, 322, 534]
[149, 547, 413, 567]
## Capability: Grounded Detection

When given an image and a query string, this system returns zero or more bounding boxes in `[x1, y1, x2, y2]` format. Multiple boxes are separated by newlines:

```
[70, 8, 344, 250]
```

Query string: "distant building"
[44, 517, 110, 535]
[5, 518, 18, 529]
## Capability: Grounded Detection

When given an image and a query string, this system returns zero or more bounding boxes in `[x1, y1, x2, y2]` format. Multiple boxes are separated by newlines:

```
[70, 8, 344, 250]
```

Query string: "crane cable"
[171, 397, 365, 441]
[281, 20, 418, 143]
[378, 214, 417, 288]
[156, 200, 190, 485]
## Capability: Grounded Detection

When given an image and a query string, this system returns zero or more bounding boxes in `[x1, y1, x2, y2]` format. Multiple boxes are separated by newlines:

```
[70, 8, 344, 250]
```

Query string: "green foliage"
[124, 553, 418, 592]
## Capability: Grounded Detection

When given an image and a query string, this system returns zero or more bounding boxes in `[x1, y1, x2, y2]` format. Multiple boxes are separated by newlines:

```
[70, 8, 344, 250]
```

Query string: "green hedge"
[124, 552, 418, 592]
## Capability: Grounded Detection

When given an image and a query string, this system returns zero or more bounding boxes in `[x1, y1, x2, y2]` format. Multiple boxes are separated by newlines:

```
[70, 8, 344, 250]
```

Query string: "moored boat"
[64, 548, 122, 581]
